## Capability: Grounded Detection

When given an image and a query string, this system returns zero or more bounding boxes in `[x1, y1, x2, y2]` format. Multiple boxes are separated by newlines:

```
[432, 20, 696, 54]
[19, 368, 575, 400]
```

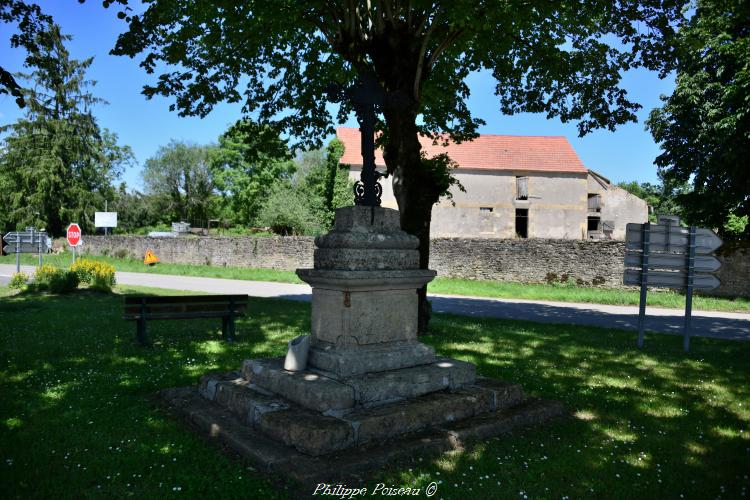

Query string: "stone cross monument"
[161, 74, 563, 483]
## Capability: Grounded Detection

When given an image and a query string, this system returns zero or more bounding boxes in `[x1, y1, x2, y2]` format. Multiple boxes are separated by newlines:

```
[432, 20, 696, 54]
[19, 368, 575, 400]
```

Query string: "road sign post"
[624, 217, 722, 352]
[66, 223, 82, 263]
[3, 229, 49, 272]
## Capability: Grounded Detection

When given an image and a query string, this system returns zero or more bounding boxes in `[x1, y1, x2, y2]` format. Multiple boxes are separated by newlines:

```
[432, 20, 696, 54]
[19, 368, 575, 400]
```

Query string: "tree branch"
[413, 13, 439, 100]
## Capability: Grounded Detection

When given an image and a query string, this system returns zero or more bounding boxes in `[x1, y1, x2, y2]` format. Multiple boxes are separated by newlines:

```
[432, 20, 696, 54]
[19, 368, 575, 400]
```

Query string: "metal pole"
[38, 231, 42, 267]
[15, 237, 20, 273]
[637, 222, 651, 348]
[684, 226, 696, 352]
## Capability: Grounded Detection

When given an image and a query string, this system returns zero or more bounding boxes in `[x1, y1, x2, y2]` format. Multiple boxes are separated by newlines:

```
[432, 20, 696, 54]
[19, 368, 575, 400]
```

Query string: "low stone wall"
[83, 235, 749, 298]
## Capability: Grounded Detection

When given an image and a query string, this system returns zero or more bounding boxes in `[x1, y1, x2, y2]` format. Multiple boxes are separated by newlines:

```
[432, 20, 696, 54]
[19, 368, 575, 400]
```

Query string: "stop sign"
[66, 223, 82, 247]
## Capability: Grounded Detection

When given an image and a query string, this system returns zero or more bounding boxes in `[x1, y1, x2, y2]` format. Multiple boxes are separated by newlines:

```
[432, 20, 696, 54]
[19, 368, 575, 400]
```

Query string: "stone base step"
[158, 385, 565, 489]
[199, 371, 526, 456]
[240, 356, 476, 415]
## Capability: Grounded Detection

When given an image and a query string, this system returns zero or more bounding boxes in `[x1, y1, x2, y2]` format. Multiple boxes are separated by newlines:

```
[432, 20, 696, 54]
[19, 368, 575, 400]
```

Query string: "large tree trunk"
[382, 108, 442, 334]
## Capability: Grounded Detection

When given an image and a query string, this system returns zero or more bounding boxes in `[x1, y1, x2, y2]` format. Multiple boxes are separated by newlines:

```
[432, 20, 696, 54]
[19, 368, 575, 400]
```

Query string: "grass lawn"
[1, 286, 748, 498]
[3, 252, 749, 313]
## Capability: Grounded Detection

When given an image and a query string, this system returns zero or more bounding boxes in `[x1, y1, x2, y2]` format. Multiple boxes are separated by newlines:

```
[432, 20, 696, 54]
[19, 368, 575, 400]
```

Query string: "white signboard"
[95, 212, 118, 228]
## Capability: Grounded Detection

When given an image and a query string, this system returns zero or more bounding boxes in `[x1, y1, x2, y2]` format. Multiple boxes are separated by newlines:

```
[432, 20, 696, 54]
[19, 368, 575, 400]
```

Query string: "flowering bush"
[8, 272, 29, 290]
[71, 259, 116, 291]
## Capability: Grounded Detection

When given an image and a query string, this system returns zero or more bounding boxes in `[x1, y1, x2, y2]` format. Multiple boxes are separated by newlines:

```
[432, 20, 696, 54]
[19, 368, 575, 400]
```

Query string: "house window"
[515, 208, 528, 238]
[479, 207, 493, 213]
[516, 176, 528, 200]
[587, 193, 602, 212]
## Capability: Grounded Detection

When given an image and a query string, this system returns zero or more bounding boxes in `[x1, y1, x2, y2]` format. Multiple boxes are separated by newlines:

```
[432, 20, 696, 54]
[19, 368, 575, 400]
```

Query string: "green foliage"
[0, 23, 133, 236]
[646, 0, 750, 238]
[724, 214, 749, 238]
[255, 183, 325, 236]
[0, 1, 52, 107]
[8, 272, 29, 290]
[142, 140, 216, 225]
[210, 120, 296, 226]
[617, 178, 690, 223]
[71, 258, 116, 290]
[33, 264, 79, 294]
[110, 183, 171, 232]
[294, 139, 354, 229]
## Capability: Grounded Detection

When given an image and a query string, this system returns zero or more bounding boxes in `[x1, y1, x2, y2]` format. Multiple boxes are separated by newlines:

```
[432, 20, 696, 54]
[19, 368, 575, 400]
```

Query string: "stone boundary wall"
[84, 235, 749, 298]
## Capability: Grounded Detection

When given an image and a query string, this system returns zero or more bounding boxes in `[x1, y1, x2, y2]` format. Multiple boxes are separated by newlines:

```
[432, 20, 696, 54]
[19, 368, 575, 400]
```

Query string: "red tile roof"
[336, 127, 587, 174]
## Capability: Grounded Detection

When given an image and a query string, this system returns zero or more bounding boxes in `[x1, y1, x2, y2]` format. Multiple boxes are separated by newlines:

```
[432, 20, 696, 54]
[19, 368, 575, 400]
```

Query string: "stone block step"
[198, 371, 526, 456]
[158, 385, 565, 490]
[241, 356, 476, 414]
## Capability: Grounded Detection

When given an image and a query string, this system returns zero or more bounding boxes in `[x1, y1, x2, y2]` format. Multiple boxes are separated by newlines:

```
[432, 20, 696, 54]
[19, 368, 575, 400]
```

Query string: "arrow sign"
[3, 242, 49, 254]
[623, 269, 720, 290]
[624, 252, 721, 272]
[625, 223, 722, 254]
[3, 231, 48, 245]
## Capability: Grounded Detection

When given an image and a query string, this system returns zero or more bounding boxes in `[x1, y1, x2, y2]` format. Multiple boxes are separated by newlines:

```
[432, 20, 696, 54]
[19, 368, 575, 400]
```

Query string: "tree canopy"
[0, 23, 132, 236]
[142, 140, 215, 225]
[646, 0, 750, 238]
[210, 120, 296, 226]
[104, 0, 688, 330]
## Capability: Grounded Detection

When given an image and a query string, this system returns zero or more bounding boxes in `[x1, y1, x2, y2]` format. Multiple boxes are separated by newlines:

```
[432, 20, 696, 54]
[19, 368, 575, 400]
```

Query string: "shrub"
[34, 265, 79, 294]
[71, 259, 116, 290]
[114, 248, 130, 259]
[48, 270, 80, 294]
[8, 272, 29, 290]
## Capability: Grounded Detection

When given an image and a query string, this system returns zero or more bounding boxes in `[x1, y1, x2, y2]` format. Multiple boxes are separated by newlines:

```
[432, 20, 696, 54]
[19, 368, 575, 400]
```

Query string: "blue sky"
[0, 1, 675, 191]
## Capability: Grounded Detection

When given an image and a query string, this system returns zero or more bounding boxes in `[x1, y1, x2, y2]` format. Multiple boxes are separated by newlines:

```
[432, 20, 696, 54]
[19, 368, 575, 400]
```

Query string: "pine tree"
[0, 23, 132, 236]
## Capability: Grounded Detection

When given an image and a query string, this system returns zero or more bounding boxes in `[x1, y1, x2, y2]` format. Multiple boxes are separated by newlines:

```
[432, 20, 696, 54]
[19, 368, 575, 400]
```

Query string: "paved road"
[2, 264, 749, 340]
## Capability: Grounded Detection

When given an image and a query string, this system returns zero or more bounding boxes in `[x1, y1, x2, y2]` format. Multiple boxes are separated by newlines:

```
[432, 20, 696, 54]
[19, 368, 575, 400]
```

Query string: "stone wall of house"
[83, 235, 749, 297]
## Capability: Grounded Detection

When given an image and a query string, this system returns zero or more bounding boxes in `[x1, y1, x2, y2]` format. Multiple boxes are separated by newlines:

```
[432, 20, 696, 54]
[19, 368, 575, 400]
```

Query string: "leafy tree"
[210, 120, 296, 226]
[0, 23, 132, 236]
[0, 0, 51, 107]
[647, 0, 750, 239]
[296, 139, 354, 229]
[106, 0, 686, 330]
[256, 182, 325, 236]
[142, 140, 215, 225]
[111, 183, 171, 233]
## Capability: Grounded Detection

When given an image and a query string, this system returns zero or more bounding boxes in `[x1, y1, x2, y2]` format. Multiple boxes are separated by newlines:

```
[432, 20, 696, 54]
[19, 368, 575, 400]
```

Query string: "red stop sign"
[66, 223, 82, 246]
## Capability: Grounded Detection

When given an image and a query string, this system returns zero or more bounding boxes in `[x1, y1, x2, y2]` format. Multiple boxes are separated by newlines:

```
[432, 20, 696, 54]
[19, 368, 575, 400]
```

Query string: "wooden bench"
[123, 295, 248, 346]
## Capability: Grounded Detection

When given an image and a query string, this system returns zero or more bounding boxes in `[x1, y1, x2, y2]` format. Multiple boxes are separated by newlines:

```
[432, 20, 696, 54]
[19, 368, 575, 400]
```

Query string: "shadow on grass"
[1, 292, 748, 499]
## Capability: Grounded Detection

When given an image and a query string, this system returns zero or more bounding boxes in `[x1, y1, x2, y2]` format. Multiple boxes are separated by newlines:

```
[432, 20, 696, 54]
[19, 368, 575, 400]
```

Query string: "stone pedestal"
[159, 206, 563, 482]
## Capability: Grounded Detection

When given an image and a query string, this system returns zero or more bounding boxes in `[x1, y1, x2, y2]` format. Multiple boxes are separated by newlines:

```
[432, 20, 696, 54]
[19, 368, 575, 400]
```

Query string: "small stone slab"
[308, 341, 437, 378]
[157, 385, 566, 491]
[242, 358, 355, 413]
[259, 409, 355, 456]
[343, 358, 476, 406]
[241, 356, 476, 414]
[199, 373, 289, 426]
[344, 388, 494, 446]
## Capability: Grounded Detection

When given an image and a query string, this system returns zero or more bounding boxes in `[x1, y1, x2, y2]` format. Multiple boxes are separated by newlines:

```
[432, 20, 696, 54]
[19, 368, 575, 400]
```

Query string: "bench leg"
[229, 316, 236, 342]
[136, 318, 151, 346]
[221, 316, 229, 340]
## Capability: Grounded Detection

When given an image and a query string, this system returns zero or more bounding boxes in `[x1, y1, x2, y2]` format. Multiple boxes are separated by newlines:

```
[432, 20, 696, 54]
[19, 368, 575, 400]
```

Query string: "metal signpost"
[3, 228, 49, 272]
[623, 216, 723, 352]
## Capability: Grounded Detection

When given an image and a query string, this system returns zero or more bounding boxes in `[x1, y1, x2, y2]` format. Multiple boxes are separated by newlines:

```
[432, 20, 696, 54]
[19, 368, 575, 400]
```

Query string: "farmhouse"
[337, 127, 647, 240]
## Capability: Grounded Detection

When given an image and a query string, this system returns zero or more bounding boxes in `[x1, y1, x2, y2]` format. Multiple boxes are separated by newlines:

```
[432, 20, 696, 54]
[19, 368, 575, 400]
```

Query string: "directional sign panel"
[3, 242, 48, 254]
[625, 223, 723, 254]
[623, 269, 720, 290]
[624, 252, 721, 273]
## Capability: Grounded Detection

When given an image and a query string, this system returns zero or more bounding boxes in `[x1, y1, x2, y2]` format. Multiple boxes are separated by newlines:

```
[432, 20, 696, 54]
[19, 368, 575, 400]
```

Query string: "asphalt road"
[2, 264, 749, 340]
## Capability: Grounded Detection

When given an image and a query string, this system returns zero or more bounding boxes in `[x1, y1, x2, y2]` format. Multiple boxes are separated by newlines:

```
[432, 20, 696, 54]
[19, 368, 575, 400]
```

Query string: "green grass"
[3, 252, 749, 312]
[1, 286, 748, 498]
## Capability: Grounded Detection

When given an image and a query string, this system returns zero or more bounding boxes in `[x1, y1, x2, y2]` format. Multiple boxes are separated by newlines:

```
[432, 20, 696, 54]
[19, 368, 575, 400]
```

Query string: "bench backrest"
[124, 295, 248, 317]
